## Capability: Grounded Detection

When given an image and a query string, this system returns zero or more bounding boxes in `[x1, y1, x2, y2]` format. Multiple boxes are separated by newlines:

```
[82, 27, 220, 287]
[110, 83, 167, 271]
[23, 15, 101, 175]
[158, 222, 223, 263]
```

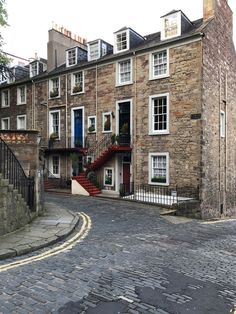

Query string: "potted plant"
[73, 84, 82, 94]
[151, 176, 166, 183]
[104, 116, 111, 131]
[48, 132, 58, 148]
[88, 125, 95, 133]
[120, 122, 129, 134]
[50, 89, 59, 98]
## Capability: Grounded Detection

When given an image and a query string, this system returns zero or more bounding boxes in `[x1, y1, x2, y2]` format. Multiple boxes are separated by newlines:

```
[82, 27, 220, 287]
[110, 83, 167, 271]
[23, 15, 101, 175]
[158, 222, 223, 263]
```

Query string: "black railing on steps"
[0, 137, 35, 210]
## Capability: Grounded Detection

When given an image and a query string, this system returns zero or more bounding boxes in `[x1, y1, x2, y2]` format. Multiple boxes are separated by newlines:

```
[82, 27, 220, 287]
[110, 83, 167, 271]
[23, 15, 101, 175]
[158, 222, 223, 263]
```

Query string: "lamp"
[111, 111, 115, 118]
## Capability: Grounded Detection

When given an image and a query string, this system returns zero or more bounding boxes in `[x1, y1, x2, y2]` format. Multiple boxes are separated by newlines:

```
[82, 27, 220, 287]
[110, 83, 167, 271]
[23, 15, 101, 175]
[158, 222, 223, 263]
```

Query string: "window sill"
[148, 181, 169, 186]
[49, 96, 60, 100]
[102, 130, 112, 134]
[116, 82, 133, 87]
[1, 106, 10, 108]
[71, 91, 84, 95]
[17, 102, 26, 106]
[148, 131, 170, 136]
[149, 74, 170, 81]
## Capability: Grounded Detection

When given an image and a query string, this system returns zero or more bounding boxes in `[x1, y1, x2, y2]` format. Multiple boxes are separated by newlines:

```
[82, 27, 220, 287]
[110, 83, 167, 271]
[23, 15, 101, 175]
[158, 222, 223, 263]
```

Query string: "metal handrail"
[87, 134, 112, 162]
[0, 137, 35, 210]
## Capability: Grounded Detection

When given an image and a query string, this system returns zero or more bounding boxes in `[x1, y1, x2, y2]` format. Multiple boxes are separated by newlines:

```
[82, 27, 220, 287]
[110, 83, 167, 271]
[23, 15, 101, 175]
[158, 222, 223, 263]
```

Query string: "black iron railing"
[87, 134, 112, 164]
[0, 138, 35, 210]
[43, 167, 71, 189]
[120, 183, 197, 205]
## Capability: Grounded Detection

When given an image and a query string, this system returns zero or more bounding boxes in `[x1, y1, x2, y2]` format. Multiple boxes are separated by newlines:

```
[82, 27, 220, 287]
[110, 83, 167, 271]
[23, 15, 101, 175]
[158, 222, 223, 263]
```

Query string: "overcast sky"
[1, 0, 236, 62]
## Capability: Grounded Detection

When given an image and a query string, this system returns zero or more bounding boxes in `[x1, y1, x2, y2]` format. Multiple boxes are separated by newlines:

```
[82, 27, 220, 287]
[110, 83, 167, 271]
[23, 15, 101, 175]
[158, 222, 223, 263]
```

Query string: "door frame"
[71, 106, 84, 148]
[116, 99, 133, 142]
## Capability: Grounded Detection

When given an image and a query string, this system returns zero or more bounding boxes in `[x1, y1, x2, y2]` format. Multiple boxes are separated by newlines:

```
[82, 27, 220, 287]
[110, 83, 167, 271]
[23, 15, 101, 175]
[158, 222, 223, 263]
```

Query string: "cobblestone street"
[0, 194, 235, 313]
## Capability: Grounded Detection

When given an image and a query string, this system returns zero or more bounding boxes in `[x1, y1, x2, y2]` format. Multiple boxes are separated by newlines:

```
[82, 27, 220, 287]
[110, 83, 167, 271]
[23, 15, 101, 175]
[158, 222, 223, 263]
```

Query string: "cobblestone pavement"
[0, 194, 235, 314]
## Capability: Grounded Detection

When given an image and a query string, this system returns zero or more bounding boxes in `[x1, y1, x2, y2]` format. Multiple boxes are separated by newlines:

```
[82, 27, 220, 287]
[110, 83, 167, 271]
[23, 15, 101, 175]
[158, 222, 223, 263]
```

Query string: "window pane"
[153, 96, 167, 131]
[153, 51, 167, 77]
[119, 60, 131, 83]
[152, 155, 167, 183]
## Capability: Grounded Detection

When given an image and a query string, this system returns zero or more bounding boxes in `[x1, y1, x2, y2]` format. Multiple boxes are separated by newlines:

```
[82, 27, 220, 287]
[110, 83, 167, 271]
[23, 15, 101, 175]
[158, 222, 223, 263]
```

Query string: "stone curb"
[0, 210, 80, 261]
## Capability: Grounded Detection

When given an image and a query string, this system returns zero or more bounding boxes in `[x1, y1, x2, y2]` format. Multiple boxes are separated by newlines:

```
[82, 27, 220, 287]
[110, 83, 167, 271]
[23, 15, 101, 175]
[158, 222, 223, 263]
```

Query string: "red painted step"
[74, 174, 101, 196]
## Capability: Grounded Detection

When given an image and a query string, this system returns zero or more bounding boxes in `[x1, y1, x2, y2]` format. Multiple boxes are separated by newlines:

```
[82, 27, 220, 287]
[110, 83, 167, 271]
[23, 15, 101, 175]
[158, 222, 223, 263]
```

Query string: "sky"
[1, 0, 236, 62]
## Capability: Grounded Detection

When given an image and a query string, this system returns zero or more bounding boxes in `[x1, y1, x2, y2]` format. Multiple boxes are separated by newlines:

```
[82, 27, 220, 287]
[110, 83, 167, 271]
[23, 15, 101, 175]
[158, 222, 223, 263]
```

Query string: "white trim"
[49, 77, 60, 99]
[71, 106, 85, 147]
[17, 85, 27, 105]
[114, 29, 130, 54]
[29, 61, 39, 78]
[116, 58, 133, 86]
[148, 152, 169, 186]
[71, 71, 84, 95]
[102, 112, 112, 133]
[16, 114, 26, 130]
[49, 109, 61, 139]
[149, 48, 169, 80]
[49, 155, 60, 178]
[66, 47, 78, 67]
[1, 89, 10, 108]
[87, 40, 101, 61]
[161, 11, 181, 41]
[104, 167, 114, 186]
[1, 117, 10, 130]
[149, 93, 169, 135]
[116, 99, 133, 142]
[220, 110, 225, 138]
[87, 115, 96, 133]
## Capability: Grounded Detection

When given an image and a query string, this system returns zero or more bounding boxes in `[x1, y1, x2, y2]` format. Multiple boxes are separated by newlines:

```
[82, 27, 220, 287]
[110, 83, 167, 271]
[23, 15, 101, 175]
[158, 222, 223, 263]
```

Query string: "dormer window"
[89, 42, 99, 60]
[66, 48, 77, 67]
[30, 62, 39, 77]
[161, 11, 181, 41]
[115, 30, 129, 53]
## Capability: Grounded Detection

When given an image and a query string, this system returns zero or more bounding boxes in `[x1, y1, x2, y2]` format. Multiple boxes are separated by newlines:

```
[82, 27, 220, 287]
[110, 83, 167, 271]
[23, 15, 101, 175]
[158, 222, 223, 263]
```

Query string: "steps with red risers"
[74, 173, 101, 196]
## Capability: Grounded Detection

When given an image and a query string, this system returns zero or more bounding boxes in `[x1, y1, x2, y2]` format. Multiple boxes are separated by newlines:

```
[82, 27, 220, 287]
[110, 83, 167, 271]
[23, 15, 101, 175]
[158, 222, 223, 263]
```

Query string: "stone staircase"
[74, 173, 101, 196]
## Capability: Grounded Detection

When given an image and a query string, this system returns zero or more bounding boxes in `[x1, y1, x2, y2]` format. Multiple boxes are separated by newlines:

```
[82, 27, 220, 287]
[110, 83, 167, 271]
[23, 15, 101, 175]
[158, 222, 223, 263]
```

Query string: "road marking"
[0, 212, 91, 273]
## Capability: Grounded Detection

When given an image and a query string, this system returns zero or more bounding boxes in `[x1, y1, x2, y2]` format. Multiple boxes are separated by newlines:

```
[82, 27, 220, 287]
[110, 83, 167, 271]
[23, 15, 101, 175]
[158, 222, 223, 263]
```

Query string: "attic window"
[30, 62, 38, 77]
[89, 42, 99, 61]
[161, 12, 181, 40]
[115, 30, 128, 53]
[66, 48, 77, 67]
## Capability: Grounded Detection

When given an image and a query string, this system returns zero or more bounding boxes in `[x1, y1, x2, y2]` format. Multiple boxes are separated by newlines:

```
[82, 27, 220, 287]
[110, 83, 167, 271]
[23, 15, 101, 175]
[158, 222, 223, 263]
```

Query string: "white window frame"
[30, 62, 39, 77]
[114, 30, 129, 54]
[49, 110, 60, 139]
[149, 93, 169, 135]
[88, 41, 100, 61]
[149, 152, 169, 186]
[71, 71, 84, 94]
[104, 167, 114, 186]
[220, 110, 225, 138]
[49, 155, 60, 178]
[1, 89, 10, 108]
[149, 49, 169, 80]
[102, 112, 112, 133]
[1, 117, 10, 130]
[161, 12, 181, 41]
[17, 85, 27, 105]
[88, 115, 96, 133]
[66, 48, 77, 67]
[49, 77, 60, 99]
[116, 58, 132, 86]
[17, 115, 26, 130]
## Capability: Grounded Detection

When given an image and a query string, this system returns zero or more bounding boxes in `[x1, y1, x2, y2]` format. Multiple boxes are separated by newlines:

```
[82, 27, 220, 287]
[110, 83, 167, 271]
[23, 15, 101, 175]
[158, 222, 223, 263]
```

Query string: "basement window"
[104, 167, 114, 186]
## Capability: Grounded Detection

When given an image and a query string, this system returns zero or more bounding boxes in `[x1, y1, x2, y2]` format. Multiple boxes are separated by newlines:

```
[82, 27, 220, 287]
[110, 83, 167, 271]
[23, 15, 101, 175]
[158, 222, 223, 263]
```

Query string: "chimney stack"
[203, 0, 216, 21]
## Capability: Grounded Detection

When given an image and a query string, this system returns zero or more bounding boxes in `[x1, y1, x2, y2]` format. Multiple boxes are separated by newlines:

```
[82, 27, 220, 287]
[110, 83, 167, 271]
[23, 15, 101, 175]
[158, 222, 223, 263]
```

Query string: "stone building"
[0, 0, 235, 219]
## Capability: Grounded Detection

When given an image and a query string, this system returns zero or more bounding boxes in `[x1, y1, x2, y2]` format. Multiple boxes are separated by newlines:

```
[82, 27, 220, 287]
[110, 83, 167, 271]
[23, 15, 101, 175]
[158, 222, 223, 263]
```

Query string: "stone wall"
[0, 176, 32, 236]
[201, 0, 236, 218]
[0, 130, 43, 214]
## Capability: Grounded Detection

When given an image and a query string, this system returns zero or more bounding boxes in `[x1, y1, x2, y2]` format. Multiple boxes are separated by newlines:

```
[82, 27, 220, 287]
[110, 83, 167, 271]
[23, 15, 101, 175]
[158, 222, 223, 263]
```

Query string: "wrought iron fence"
[0, 137, 35, 210]
[43, 167, 71, 190]
[120, 183, 198, 205]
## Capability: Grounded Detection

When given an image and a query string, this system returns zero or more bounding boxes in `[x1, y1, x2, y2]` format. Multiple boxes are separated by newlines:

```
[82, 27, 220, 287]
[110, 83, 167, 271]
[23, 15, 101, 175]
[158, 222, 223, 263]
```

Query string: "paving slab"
[0, 202, 80, 260]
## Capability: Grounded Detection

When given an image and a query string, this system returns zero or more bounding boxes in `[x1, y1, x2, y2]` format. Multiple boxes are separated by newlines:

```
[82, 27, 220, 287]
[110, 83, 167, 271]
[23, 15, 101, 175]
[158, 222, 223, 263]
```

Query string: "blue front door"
[74, 109, 83, 147]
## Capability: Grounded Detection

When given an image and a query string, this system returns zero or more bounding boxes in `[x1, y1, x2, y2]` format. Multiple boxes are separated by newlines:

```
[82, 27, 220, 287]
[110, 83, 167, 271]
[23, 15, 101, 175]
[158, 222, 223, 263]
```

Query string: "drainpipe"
[95, 64, 98, 141]
[218, 66, 222, 215]
[224, 74, 227, 203]
[133, 51, 137, 188]
[31, 79, 35, 129]
[65, 74, 68, 179]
